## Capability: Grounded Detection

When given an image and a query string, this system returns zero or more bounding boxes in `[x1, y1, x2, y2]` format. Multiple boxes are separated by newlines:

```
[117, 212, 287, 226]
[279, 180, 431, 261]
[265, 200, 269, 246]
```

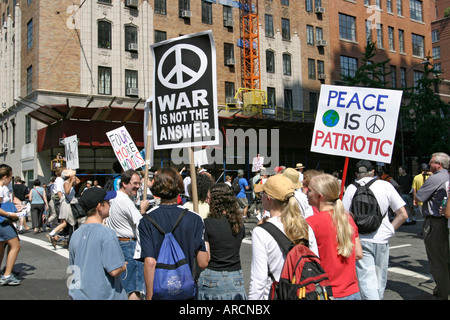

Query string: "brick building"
[0, 0, 436, 185]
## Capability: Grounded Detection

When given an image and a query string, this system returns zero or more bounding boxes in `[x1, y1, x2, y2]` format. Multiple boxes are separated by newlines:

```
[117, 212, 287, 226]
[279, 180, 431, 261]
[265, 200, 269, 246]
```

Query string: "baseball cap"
[79, 188, 117, 211]
[355, 160, 374, 172]
[254, 174, 295, 202]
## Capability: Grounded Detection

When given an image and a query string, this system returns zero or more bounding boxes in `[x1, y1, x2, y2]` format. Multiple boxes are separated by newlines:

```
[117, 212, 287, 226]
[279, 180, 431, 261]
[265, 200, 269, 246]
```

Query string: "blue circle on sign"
[322, 110, 340, 127]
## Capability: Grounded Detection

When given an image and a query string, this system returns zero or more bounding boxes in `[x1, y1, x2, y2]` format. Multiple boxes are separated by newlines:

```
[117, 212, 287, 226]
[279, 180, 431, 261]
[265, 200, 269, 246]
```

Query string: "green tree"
[401, 63, 450, 159]
[341, 42, 390, 88]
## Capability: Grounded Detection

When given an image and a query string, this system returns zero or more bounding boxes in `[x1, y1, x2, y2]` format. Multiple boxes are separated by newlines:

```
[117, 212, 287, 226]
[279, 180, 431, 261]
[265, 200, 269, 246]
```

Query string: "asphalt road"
[0, 218, 439, 301]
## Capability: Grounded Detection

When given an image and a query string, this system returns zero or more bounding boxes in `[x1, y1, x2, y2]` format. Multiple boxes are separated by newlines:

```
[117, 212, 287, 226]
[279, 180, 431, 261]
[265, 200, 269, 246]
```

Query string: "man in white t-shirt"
[342, 160, 407, 300]
[106, 169, 149, 300]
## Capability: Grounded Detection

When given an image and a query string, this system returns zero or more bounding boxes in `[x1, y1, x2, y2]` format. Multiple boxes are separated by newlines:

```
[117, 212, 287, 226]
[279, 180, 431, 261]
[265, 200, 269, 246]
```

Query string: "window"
[281, 0, 289, 5]
[154, 30, 167, 43]
[340, 55, 358, 78]
[27, 19, 33, 50]
[25, 116, 31, 144]
[375, 0, 381, 9]
[398, 29, 405, 53]
[306, 25, 314, 45]
[224, 43, 234, 63]
[410, 0, 423, 22]
[315, 0, 322, 8]
[125, 70, 138, 95]
[412, 33, 424, 57]
[225, 82, 235, 101]
[397, 0, 403, 15]
[316, 27, 323, 42]
[388, 26, 395, 51]
[400, 67, 407, 87]
[306, 0, 313, 12]
[283, 53, 291, 76]
[154, 0, 166, 15]
[265, 14, 274, 37]
[317, 60, 325, 76]
[266, 50, 275, 73]
[202, 1, 212, 24]
[364, 0, 370, 6]
[376, 23, 383, 48]
[308, 59, 316, 80]
[98, 67, 112, 95]
[125, 25, 138, 51]
[223, 6, 233, 26]
[339, 13, 356, 42]
[434, 63, 441, 74]
[432, 46, 440, 59]
[26, 65, 32, 95]
[309, 92, 318, 113]
[282, 18, 290, 41]
[284, 89, 292, 109]
[179, 0, 190, 16]
[98, 20, 111, 49]
[365, 20, 372, 44]
[98, 0, 112, 4]
[387, 0, 393, 13]
[413, 70, 423, 87]
[431, 30, 440, 43]
[390, 65, 397, 88]
[267, 87, 276, 106]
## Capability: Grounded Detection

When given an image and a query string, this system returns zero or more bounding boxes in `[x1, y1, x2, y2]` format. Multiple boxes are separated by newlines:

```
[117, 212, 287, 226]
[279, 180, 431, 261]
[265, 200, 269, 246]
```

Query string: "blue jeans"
[356, 241, 389, 300]
[119, 240, 144, 294]
[333, 292, 361, 300]
[197, 269, 247, 300]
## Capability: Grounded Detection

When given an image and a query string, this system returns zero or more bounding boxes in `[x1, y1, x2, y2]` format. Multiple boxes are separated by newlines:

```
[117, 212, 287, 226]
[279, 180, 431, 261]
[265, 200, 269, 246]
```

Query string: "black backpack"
[232, 178, 241, 194]
[350, 179, 385, 234]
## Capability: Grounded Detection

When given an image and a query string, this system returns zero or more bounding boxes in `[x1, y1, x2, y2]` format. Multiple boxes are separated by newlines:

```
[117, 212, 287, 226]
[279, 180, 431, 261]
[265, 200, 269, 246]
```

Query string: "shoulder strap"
[365, 178, 377, 188]
[143, 208, 189, 235]
[259, 222, 294, 256]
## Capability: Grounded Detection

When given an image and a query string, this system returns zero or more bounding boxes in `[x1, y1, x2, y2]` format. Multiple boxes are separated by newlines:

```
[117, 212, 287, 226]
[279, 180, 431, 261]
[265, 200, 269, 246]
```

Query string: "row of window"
[363, 0, 422, 22]
[340, 55, 425, 87]
[339, 12, 425, 58]
[98, 21, 138, 51]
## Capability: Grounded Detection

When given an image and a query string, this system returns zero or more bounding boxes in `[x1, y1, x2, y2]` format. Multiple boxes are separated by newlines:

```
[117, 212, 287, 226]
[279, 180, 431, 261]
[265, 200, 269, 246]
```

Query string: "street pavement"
[0, 217, 440, 300]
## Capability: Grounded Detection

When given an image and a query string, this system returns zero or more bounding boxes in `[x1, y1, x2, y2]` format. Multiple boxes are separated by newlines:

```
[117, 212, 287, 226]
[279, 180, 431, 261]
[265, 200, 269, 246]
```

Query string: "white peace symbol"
[157, 44, 208, 89]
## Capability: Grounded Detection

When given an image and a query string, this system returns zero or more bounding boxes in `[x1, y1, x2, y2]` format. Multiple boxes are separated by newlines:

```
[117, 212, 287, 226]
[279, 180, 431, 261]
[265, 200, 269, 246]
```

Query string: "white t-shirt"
[106, 190, 142, 239]
[53, 177, 64, 195]
[342, 177, 405, 244]
[249, 216, 318, 300]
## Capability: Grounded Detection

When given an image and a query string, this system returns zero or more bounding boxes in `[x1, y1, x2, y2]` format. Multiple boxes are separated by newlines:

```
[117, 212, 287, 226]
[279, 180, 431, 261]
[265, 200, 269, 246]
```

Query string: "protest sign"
[107, 126, 145, 171]
[151, 31, 219, 150]
[252, 155, 264, 172]
[64, 135, 79, 169]
[311, 85, 403, 164]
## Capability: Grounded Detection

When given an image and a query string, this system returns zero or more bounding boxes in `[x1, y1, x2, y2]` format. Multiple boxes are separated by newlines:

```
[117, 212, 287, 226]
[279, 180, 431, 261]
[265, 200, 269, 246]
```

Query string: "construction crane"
[240, 0, 261, 90]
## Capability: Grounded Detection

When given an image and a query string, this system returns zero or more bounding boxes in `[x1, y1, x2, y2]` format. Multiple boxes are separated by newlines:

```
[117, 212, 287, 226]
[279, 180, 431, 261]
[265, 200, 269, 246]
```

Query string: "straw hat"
[283, 168, 303, 189]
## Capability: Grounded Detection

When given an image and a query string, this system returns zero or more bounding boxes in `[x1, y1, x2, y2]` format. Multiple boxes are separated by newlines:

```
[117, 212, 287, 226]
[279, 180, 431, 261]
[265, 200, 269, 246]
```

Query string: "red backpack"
[259, 222, 333, 300]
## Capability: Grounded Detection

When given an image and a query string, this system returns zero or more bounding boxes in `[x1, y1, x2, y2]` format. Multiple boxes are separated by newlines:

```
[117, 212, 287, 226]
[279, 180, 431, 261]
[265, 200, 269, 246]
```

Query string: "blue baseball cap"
[79, 188, 117, 211]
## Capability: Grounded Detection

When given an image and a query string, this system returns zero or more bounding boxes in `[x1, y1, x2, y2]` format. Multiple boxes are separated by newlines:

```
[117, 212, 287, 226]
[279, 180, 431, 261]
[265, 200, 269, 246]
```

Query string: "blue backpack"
[143, 208, 195, 300]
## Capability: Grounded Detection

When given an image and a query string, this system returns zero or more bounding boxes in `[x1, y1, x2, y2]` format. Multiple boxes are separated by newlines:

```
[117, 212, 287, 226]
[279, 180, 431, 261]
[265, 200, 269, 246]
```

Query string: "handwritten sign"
[107, 126, 145, 171]
[64, 135, 79, 169]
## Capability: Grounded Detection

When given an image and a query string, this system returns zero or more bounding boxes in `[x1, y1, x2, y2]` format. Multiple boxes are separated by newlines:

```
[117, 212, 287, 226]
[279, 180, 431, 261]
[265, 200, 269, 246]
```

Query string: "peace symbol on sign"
[157, 44, 207, 89]
[365, 114, 385, 134]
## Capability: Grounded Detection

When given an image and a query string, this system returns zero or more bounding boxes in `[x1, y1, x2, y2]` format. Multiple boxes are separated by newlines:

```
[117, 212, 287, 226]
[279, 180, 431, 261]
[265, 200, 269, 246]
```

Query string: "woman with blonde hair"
[306, 173, 363, 300]
[249, 174, 318, 300]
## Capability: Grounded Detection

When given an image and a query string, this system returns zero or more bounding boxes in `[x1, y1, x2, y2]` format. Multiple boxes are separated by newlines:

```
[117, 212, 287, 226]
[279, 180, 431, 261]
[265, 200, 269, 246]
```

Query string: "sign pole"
[340, 157, 349, 200]
[189, 147, 199, 213]
[143, 112, 152, 200]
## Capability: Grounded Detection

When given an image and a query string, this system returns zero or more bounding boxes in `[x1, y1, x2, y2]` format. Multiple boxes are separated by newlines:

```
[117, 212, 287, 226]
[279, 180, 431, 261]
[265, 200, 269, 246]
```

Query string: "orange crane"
[240, 0, 261, 90]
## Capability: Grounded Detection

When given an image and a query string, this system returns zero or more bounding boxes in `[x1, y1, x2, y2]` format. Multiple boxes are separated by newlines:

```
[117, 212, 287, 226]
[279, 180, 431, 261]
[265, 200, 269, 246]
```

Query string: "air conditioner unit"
[315, 7, 325, 14]
[226, 98, 237, 104]
[2, 143, 8, 150]
[318, 73, 326, 80]
[226, 59, 236, 66]
[317, 39, 327, 47]
[128, 43, 138, 51]
[181, 10, 192, 18]
[127, 88, 139, 96]
[224, 20, 233, 28]
[125, 0, 139, 8]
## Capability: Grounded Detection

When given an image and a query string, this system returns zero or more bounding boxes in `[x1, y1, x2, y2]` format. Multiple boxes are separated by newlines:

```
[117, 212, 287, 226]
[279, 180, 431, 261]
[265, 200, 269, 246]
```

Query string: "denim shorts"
[0, 221, 18, 242]
[197, 268, 247, 300]
[119, 240, 144, 294]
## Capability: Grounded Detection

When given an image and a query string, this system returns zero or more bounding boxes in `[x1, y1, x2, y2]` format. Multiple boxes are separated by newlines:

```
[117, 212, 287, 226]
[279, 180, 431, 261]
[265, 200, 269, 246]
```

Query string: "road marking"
[390, 244, 411, 250]
[20, 235, 69, 259]
[388, 267, 431, 280]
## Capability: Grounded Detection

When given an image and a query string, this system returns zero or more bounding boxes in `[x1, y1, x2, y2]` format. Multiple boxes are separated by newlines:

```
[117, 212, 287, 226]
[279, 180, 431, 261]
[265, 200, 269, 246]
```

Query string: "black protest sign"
[151, 31, 219, 150]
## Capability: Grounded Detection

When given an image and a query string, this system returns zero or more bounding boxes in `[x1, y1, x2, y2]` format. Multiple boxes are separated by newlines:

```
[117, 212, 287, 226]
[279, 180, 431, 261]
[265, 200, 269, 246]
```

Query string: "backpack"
[259, 222, 333, 300]
[104, 174, 120, 192]
[232, 178, 241, 194]
[350, 178, 386, 234]
[143, 208, 196, 300]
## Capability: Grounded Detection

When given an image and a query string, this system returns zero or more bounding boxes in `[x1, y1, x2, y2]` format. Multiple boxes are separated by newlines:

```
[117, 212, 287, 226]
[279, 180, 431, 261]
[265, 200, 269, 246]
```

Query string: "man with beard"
[106, 169, 149, 300]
